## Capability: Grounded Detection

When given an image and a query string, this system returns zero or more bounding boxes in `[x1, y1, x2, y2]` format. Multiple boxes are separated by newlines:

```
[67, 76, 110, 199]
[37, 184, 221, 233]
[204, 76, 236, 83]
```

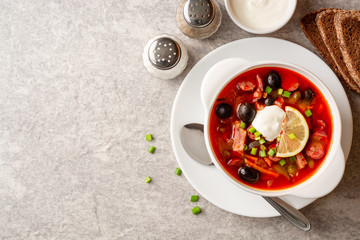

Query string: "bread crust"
[335, 11, 360, 91]
[300, 9, 337, 67]
[317, 9, 360, 92]
[301, 8, 360, 93]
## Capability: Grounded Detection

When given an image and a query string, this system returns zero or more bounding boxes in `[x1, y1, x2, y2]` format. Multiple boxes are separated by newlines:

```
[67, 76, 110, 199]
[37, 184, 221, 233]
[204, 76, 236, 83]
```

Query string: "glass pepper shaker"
[176, 0, 222, 39]
[143, 34, 188, 80]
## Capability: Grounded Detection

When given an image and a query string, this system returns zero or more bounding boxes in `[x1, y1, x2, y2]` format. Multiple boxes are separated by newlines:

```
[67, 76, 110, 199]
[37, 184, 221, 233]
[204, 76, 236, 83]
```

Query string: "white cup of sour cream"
[225, 0, 297, 34]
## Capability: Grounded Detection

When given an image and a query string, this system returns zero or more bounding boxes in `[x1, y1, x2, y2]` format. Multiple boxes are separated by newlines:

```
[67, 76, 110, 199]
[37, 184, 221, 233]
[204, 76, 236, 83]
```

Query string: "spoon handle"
[262, 196, 311, 231]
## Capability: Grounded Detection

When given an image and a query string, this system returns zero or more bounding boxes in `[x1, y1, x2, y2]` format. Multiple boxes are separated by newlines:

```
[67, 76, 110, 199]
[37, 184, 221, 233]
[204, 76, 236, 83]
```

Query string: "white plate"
[170, 37, 352, 217]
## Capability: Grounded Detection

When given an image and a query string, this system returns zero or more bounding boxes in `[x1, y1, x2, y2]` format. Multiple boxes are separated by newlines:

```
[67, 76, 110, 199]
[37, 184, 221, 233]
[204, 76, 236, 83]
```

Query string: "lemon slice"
[276, 106, 309, 158]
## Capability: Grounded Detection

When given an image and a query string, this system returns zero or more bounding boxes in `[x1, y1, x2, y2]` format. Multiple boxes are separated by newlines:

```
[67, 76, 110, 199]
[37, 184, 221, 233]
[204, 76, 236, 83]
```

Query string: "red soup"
[209, 67, 333, 190]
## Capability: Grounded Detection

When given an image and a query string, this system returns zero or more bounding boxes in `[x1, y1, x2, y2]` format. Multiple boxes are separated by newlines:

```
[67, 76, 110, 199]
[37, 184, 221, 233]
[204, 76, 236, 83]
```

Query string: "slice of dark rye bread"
[335, 11, 360, 90]
[300, 9, 360, 93]
[316, 9, 360, 92]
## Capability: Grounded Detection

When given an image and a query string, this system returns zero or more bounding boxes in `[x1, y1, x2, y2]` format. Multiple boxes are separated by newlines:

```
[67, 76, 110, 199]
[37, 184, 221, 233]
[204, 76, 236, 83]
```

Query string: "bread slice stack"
[301, 9, 360, 93]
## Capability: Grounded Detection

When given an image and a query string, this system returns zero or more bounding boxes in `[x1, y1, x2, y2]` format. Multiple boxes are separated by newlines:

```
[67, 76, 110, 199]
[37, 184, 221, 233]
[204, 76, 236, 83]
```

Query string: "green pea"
[287, 165, 297, 176]
[291, 91, 302, 102]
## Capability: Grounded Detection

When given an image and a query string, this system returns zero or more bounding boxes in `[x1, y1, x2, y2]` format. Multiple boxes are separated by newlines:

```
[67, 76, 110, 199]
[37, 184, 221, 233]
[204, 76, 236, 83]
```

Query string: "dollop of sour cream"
[252, 105, 285, 141]
[229, 0, 289, 30]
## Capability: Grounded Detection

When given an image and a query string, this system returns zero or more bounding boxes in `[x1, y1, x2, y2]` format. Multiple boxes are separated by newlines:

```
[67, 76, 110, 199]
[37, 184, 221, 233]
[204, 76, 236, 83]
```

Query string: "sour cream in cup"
[225, 0, 297, 34]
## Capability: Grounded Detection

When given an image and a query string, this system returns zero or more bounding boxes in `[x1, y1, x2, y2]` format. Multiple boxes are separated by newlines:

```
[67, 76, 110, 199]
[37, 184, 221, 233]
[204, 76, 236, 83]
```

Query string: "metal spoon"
[180, 123, 311, 231]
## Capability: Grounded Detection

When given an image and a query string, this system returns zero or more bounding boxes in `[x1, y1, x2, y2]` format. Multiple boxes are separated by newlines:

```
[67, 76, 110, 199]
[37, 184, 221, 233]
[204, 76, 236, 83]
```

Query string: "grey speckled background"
[0, 0, 359, 239]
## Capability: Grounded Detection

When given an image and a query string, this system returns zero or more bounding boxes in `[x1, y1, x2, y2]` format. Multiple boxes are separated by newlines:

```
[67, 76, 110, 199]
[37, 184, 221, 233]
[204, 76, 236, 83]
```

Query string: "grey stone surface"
[0, 0, 359, 239]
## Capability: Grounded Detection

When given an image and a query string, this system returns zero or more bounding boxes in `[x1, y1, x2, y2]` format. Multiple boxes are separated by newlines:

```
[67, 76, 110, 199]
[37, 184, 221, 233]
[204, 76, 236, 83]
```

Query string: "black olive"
[238, 166, 260, 183]
[237, 103, 256, 123]
[264, 95, 274, 106]
[267, 71, 281, 89]
[248, 141, 260, 149]
[215, 103, 232, 119]
[304, 89, 315, 101]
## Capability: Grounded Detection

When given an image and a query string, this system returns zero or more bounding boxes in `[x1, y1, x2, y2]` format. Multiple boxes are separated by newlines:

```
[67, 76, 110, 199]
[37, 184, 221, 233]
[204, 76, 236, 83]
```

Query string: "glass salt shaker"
[143, 34, 188, 80]
[176, 0, 222, 39]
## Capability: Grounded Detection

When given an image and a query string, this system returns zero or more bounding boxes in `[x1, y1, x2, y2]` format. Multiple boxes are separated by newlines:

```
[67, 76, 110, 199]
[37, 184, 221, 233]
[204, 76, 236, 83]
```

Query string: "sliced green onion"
[288, 133, 296, 140]
[244, 144, 248, 151]
[249, 127, 256, 134]
[282, 91, 291, 98]
[192, 206, 201, 215]
[175, 168, 182, 176]
[239, 122, 246, 129]
[275, 146, 278, 153]
[278, 88, 284, 95]
[255, 136, 261, 141]
[290, 156, 296, 163]
[191, 195, 199, 202]
[268, 149, 275, 157]
[279, 159, 286, 166]
[148, 146, 156, 154]
[146, 134, 153, 141]
[305, 109, 312, 117]
[145, 176, 152, 183]
[259, 150, 266, 157]
[260, 145, 266, 151]
[265, 86, 272, 94]
[259, 138, 266, 145]
[251, 148, 258, 155]
[254, 131, 261, 137]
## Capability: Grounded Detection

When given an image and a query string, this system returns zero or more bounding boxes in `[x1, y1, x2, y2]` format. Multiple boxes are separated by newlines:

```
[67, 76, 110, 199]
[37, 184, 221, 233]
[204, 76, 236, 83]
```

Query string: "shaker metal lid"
[183, 0, 215, 28]
[148, 37, 181, 70]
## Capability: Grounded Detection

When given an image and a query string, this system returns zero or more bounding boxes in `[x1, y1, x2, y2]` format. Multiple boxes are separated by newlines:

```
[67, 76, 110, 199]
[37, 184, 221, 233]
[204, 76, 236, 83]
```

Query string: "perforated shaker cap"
[183, 0, 215, 28]
[148, 37, 181, 70]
